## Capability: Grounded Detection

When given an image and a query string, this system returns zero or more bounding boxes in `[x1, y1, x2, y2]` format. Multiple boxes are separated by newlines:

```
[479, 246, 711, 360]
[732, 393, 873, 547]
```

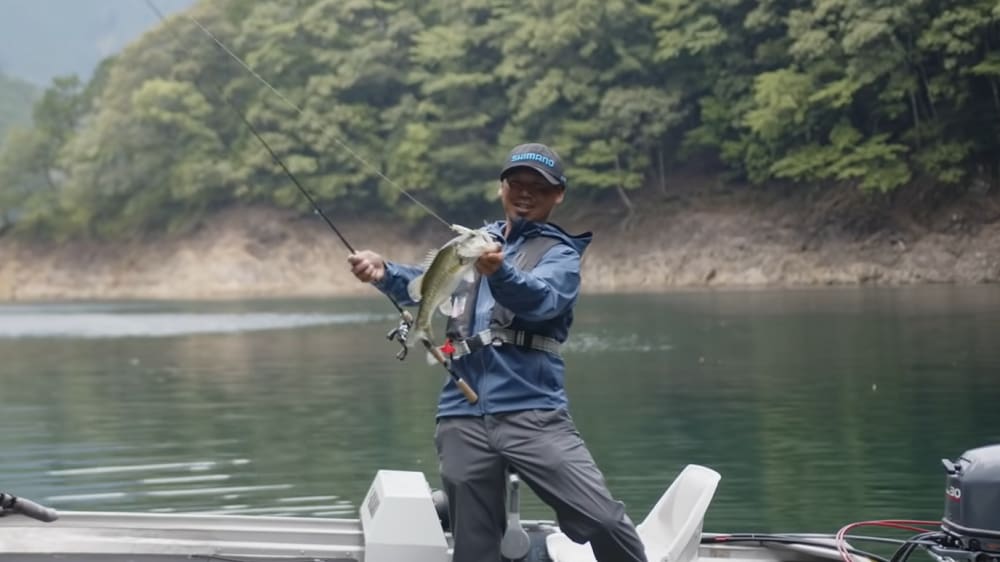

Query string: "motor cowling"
[942, 444, 1000, 554]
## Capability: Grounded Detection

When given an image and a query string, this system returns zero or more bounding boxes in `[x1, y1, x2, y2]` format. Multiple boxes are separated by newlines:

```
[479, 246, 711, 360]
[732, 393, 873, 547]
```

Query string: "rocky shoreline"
[1, 187, 998, 302]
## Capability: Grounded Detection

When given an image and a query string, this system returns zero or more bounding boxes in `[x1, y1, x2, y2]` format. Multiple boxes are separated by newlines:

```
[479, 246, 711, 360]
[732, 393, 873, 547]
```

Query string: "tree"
[3, 0, 999, 239]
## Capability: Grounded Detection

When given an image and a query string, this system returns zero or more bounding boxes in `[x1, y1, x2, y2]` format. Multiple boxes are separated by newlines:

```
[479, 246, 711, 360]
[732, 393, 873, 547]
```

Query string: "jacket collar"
[486, 219, 593, 255]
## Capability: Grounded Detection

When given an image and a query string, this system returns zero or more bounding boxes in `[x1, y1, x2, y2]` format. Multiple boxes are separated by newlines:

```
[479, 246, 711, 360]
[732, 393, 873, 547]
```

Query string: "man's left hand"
[475, 246, 504, 276]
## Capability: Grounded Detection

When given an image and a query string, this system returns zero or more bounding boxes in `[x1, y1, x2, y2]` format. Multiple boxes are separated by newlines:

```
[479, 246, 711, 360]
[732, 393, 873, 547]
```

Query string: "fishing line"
[174, 4, 452, 229]
[144, 0, 416, 357]
[143, 0, 362, 249]
[145, 2, 481, 384]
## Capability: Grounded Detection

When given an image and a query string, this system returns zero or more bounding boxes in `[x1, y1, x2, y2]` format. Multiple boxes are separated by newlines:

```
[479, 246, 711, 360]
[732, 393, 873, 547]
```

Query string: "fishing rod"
[144, 2, 480, 402]
[174, 3, 452, 229]
[141, 0, 424, 355]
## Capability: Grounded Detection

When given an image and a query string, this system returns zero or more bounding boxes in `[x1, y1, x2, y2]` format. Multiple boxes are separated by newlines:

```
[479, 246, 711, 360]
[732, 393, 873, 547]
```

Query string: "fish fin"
[426, 351, 439, 366]
[462, 268, 476, 283]
[438, 299, 453, 317]
[418, 248, 439, 271]
[407, 274, 424, 303]
[406, 328, 427, 350]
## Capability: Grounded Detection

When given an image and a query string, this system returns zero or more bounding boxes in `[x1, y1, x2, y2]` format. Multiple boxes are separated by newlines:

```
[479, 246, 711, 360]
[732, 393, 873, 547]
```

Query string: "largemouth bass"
[407, 224, 499, 350]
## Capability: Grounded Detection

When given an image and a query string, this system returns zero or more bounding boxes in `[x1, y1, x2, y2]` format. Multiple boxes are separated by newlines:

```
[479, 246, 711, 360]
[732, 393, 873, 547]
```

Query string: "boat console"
[361, 470, 449, 561]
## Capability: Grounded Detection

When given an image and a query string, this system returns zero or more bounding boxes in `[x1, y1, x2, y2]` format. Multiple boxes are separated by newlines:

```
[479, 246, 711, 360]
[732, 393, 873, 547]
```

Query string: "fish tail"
[407, 327, 430, 349]
[425, 349, 440, 366]
[405, 327, 445, 366]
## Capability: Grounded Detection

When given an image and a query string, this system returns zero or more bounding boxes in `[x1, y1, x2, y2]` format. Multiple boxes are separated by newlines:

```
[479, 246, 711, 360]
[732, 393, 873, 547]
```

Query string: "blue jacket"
[374, 219, 592, 418]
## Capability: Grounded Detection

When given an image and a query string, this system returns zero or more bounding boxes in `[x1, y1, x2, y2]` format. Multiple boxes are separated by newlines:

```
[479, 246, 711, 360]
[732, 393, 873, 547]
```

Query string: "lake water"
[1, 286, 998, 534]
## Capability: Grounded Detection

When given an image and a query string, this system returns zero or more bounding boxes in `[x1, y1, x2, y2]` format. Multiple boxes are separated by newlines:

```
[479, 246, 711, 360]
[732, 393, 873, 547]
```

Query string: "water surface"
[1, 287, 997, 533]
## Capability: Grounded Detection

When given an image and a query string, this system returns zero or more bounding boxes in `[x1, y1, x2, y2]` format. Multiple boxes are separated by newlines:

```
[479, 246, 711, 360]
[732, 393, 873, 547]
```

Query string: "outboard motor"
[940, 444, 1000, 558]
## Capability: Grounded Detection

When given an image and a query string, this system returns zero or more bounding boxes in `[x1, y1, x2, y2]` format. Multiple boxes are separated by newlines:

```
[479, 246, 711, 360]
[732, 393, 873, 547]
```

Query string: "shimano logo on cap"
[510, 152, 556, 168]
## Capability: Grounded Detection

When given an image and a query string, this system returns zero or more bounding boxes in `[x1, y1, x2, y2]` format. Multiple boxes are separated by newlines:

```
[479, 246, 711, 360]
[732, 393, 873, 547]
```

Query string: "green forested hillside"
[1, 0, 998, 239]
[0, 72, 38, 143]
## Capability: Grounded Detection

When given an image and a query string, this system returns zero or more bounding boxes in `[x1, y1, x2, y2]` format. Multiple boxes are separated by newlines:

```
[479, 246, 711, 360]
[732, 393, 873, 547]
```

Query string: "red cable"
[835, 520, 939, 562]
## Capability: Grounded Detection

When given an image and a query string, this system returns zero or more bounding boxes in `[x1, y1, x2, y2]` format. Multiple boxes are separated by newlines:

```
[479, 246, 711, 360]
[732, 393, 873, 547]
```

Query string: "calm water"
[1, 287, 998, 533]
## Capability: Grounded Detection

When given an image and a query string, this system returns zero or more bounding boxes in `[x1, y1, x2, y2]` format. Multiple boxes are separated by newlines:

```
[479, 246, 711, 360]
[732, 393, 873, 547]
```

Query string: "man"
[348, 143, 647, 562]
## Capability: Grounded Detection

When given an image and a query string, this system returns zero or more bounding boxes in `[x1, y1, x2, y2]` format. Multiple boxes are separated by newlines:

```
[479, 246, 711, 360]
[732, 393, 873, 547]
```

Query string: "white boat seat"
[546, 464, 721, 562]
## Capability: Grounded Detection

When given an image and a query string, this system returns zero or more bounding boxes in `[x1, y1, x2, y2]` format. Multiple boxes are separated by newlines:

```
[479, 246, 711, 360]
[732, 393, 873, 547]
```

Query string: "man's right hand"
[348, 251, 386, 283]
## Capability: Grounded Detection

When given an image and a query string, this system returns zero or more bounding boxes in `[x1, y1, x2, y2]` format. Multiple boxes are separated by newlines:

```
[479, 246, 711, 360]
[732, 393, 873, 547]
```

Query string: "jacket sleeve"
[372, 261, 425, 307]
[486, 244, 580, 322]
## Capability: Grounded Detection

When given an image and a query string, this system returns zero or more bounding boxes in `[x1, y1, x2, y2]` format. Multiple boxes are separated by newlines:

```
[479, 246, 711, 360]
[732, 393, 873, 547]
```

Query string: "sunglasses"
[504, 177, 562, 194]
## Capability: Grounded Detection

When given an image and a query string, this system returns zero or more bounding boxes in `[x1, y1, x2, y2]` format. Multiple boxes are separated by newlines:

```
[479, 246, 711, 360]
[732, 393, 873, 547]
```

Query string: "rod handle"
[0, 494, 59, 522]
[425, 342, 478, 404]
[454, 378, 479, 404]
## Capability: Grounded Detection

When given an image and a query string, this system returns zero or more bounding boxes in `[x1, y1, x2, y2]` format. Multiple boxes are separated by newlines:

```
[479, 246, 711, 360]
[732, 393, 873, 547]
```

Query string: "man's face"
[499, 168, 565, 223]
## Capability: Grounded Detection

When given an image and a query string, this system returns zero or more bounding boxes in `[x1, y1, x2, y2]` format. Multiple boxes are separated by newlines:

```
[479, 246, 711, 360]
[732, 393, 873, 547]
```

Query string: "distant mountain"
[0, 71, 38, 142]
[0, 0, 196, 87]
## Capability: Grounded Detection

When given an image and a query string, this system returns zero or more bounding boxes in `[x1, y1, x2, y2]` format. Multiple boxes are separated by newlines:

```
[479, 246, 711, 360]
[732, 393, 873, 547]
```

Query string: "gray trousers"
[434, 409, 647, 562]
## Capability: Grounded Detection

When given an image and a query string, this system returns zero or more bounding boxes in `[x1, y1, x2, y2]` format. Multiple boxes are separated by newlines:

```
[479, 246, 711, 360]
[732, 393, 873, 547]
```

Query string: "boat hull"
[0, 511, 854, 562]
